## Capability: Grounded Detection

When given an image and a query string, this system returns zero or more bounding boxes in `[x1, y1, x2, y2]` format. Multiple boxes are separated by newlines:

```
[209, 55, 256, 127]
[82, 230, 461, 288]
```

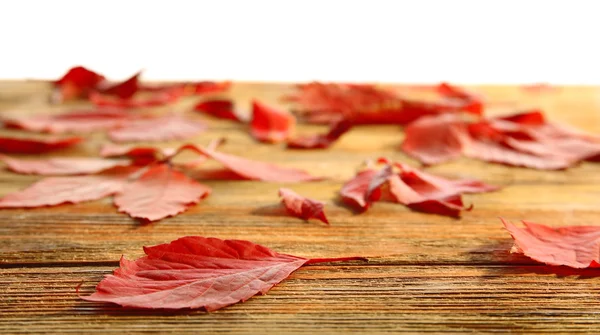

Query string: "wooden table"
[1, 82, 600, 334]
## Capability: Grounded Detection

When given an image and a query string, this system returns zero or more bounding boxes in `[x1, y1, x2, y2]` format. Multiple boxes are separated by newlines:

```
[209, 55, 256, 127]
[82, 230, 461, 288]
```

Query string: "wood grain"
[1, 81, 600, 333]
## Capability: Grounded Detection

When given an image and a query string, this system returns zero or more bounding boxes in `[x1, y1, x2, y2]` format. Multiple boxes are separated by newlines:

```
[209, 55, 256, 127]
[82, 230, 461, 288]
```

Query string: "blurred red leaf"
[52, 66, 105, 102]
[3, 109, 135, 134]
[89, 86, 185, 109]
[0, 166, 136, 208]
[193, 99, 240, 121]
[114, 164, 211, 222]
[278, 188, 329, 224]
[0, 136, 82, 154]
[97, 71, 141, 99]
[108, 114, 206, 142]
[283, 82, 482, 125]
[250, 100, 295, 143]
[0, 154, 131, 175]
[177, 144, 322, 182]
[287, 119, 353, 150]
[401, 111, 600, 170]
[339, 169, 379, 212]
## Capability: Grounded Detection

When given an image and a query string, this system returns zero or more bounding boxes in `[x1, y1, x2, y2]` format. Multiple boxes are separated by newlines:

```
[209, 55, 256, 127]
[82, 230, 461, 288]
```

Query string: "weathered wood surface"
[1, 82, 600, 333]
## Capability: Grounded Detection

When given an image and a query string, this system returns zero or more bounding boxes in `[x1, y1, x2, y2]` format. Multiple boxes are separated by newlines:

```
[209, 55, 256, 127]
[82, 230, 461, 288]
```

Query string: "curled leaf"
[81, 236, 365, 311]
[341, 159, 498, 217]
[250, 100, 295, 143]
[278, 188, 329, 224]
[193, 99, 241, 122]
[339, 169, 379, 212]
[97, 71, 141, 99]
[52, 66, 105, 103]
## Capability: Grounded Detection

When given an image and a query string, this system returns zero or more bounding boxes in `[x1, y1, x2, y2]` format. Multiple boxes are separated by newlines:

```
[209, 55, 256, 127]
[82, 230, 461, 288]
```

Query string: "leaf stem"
[304, 256, 367, 265]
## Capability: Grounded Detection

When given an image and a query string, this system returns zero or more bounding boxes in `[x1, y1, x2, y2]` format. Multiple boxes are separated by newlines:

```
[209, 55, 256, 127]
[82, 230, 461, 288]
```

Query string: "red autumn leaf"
[339, 169, 379, 212]
[283, 82, 482, 125]
[80, 236, 365, 311]
[193, 99, 241, 121]
[0, 136, 83, 154]
[278, 188, 329, 224]
[178, 144, 322, 182]
[501, 218, 600, 268]
[401, 111, 600, 170]
[97, 71, 141, 99]
[3, 109, 135, 134]
[0, 154, 132, 175]
[51, 66, 106, 103]
[401, 114, 470, 165]
[0, 144, 218, 222]
[341, 159, 498, 217]
[250, 100, 295, 143]
[108, 114, 206, 142]
[365, 165, 468, 218]
[436, 82, 483, 115]
[89, 85, 185, 109]
[113, 164, 211, 222]
[287, 119, 353, 150]
[0, 167, 135, 208]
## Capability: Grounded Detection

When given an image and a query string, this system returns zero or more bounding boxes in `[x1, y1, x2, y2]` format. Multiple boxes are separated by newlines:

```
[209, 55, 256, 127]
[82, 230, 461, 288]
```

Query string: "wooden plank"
[1, 81, 600, 333]
[2, 266, 600, 333]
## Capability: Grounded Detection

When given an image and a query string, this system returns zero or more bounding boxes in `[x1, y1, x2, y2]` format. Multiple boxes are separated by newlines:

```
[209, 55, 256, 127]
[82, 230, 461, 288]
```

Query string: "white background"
[1, 0, 599, 84]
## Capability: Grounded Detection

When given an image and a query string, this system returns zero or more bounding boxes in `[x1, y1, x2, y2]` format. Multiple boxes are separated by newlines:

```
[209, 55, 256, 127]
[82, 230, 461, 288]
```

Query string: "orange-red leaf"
[284, 82, 482, 125]
[339, 169, 379, 211]
[341, 159, 498, 217]
[278, 188, 329, 224]
[401, 114, 469, 166]
[287, 119, 352, 150]
[80, 236, 365, 311]
[193, 99, 240, 121]
[0, 154, 131, 175]
[113, 164, 211, 222]
[3, 109, 135, 134]
[502, 218, 600, 268]
[52, 66, 105, 102]
[108, 114, 206, 142]
[0, 167, 135, 208]
[0, 136, 82, 154]
[250, 100, 295, 143]
[97, 71, 141, 99]
[401, 111, 600, 170]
